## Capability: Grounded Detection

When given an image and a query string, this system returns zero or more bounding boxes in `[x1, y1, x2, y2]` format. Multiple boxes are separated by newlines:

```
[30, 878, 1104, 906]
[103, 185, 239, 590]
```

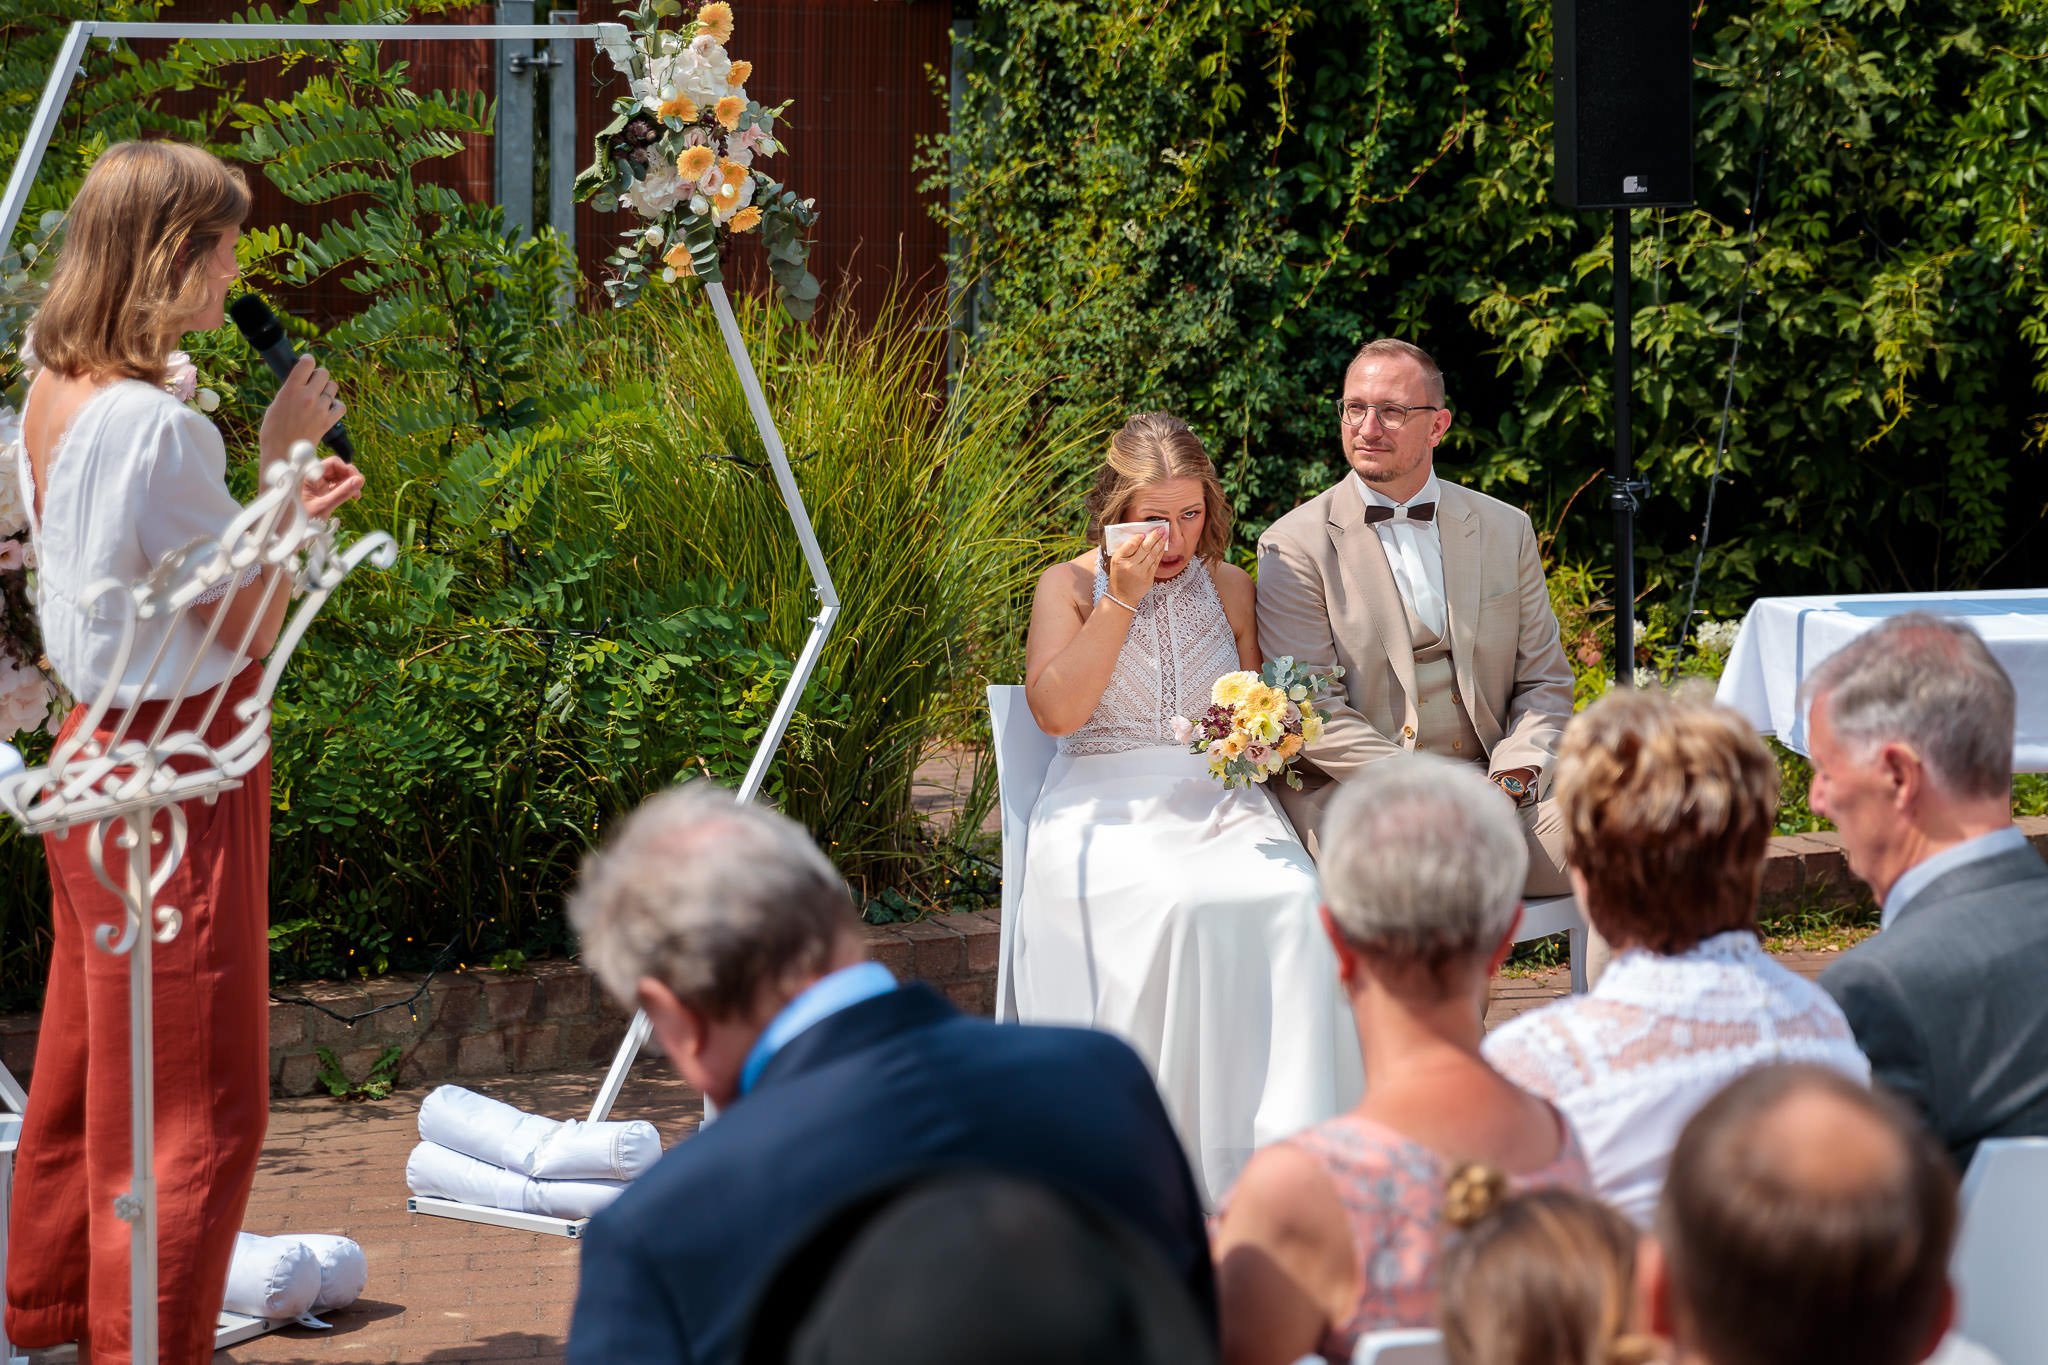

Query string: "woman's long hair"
[30, 141, 250, 386]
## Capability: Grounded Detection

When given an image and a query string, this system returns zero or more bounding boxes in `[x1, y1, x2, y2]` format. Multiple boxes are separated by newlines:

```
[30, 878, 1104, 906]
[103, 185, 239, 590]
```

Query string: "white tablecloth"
[1715, 589, 2048, 770]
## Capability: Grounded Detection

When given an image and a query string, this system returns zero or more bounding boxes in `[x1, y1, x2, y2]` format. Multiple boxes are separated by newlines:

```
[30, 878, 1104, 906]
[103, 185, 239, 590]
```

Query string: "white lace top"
[13, 380, 251, 707]
[1482, 930, 1870, 1227]
[1059, 558, 1241, 757]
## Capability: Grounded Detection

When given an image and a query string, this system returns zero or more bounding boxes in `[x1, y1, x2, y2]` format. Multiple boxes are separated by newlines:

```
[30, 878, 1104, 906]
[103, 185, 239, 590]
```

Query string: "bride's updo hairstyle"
[1083, 412, 1232, 563]
[31, 140, 250, 387]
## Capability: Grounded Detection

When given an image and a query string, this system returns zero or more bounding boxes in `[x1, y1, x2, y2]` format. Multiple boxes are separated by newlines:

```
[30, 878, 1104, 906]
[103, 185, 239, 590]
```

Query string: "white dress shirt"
[1353, 470, 1446, 637]
[1881, 825, 2031, 929]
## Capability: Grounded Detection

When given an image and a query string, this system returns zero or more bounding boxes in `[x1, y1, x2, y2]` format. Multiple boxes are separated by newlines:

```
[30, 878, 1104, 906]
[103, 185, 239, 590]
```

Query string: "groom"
[1258, 337, 1573, 897]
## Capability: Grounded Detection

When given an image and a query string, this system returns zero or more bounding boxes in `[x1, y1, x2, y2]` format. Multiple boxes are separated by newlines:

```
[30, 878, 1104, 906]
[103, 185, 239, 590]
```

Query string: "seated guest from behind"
[564, 784, 1213, 1365]
[743, 1173, 1217, 1365]
[1806, 613, 2048, 1171]
[1640, 1063, 1957, 1365]
[1210, 755, 1589, 1365]
[1483, 687, 1868, 1226]
[1436, 1165, 1657, 1365]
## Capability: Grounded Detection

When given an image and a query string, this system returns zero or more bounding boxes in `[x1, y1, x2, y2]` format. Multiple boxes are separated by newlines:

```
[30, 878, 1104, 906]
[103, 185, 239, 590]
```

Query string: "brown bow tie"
[1363, 502, 1435, 524]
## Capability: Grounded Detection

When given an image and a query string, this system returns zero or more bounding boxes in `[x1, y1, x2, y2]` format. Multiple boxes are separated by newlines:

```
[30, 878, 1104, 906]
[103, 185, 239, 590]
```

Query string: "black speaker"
[1552, 0, 1695, 209]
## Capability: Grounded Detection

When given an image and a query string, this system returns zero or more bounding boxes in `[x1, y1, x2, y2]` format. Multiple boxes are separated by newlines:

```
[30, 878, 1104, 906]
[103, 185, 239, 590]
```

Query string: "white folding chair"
[987, 685, 1058, 1023]
[1951, 1136, 2048, 1359]
[1352, 1328, 1447, 1364]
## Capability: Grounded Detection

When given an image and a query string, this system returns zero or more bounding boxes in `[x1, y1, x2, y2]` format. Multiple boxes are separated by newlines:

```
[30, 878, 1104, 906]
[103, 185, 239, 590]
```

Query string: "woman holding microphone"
[4, 140, 363, 1363]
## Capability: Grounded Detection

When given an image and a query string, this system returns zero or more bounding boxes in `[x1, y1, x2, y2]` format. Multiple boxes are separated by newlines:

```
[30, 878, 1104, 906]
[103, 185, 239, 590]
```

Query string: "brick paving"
[199, 952, 1835, 1363]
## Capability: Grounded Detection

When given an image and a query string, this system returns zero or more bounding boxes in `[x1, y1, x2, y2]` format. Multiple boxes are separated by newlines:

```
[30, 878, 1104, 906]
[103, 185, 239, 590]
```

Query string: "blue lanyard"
[738, 961, 898, 1096]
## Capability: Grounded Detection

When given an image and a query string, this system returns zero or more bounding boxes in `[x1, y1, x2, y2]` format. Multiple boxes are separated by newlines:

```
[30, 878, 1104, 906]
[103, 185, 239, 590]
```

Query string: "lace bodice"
[1483, 930, 1869, 1224]
[1060, 558, 1241, 756]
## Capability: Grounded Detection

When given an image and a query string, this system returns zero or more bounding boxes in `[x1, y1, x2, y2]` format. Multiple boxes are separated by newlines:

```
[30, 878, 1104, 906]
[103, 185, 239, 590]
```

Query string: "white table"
[1716, 589, 2048, 770]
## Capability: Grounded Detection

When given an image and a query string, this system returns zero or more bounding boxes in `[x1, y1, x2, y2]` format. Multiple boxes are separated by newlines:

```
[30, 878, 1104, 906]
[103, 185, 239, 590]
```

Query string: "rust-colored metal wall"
[574, 0, 952, 321]
[145, 0, 496, 323]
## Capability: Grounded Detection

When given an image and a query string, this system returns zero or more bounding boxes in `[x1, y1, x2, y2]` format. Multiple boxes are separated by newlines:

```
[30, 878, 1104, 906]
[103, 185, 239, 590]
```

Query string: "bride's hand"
[1106, 527, 1167, 606]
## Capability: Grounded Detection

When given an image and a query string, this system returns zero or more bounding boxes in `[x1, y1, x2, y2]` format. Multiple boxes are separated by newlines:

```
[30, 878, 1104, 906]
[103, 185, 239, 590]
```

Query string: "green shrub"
[937, 0, 2048, 614]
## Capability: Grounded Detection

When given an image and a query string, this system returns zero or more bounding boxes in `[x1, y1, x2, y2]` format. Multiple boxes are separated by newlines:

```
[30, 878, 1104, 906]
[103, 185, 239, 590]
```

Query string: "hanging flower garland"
[576, 0, 821, 318]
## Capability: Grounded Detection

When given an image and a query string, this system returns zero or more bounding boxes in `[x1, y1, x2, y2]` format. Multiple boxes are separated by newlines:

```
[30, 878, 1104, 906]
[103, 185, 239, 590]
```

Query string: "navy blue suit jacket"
[566, 984, 1215, 1365]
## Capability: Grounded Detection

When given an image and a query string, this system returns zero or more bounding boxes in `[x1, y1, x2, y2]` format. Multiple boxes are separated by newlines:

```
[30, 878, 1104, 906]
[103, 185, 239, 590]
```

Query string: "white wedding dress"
[1013, 559, 1364, 1204]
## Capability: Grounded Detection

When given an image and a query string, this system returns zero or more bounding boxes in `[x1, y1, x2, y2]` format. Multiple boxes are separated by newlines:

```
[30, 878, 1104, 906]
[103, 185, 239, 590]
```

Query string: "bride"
[1016, 411, 1363, 1203]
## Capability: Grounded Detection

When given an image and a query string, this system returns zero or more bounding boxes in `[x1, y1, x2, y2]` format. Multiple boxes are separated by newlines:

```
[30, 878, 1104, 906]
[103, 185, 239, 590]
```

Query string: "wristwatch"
[1493, 772, 1534, 808]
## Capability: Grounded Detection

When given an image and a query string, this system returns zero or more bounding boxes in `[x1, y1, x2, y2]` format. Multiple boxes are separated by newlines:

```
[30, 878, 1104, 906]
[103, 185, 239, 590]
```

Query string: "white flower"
[645, 39, 732, 111]
[163, 350, 198, 403]
[0, 539, 21, 570]
[643, 225, 665, 247]
[0, 653, 54, 744]
[689, 193, 711, 217]
[0, 407, 25, 537]
[1169, 715, 1194, 745]
[196, 388, 220, 414]
[621, 153, 688, 218]
[1694, 618, 1742, 656]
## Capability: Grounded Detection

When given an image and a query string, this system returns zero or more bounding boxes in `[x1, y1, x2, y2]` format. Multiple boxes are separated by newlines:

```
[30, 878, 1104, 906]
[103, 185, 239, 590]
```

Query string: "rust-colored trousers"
[6, 667, 271, 1364]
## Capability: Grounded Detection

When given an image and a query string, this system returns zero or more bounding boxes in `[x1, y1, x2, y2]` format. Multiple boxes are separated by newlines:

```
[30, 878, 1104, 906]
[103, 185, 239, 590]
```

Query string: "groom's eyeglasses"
[1338, 400, 1440, 431]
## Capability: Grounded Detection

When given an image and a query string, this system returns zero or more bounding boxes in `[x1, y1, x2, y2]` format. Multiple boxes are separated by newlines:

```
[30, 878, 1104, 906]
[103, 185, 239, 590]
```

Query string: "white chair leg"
[1568, 925, 1589, 995]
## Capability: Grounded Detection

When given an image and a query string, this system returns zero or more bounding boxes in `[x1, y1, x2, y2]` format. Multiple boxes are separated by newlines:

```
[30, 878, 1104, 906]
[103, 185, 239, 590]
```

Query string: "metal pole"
[548, 8, 580, 315]
[495, 0, 537, 240]
[1611, 206, 1635, 690]
[0, 22, 95, 251]
[121, 813, 159, 1363]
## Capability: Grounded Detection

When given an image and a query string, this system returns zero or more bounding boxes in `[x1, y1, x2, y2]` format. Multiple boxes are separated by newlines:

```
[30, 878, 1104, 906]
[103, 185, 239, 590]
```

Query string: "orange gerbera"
[727, 60, 752, 86]
[662, 245, 695, 276]
[658, 93, 698, 123]
[677, 146, 716, 180]
[696, 1, 733, 43]
[729, 205, 762, 233]
[714, 95, 746, 130]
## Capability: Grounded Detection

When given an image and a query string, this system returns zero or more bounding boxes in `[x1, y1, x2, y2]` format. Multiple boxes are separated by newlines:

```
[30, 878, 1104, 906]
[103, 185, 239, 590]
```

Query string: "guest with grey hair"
[1210, 755, 1590, 1365]
[1807, 612, 2048, 1169]
[565, 784, 1214, 1365]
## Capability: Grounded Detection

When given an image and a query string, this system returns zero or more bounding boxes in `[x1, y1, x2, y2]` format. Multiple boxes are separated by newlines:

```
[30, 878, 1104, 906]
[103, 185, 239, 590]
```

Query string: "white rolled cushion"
[406, 1141, 627, 1221]
[417, 1084, 661, 1181]
[223, 1232, 321, 1320]
[288, 1233, 369, 1311]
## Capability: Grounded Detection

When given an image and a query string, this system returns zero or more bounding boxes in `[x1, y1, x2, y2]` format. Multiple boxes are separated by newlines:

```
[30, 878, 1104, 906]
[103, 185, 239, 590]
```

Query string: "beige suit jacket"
[1256, 476, 1575, 839]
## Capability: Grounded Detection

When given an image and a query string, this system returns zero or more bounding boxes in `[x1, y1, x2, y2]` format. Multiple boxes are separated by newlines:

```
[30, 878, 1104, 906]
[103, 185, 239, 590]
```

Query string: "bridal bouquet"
[1173, 658, 1340, 791]
[576, 0, 821, 317]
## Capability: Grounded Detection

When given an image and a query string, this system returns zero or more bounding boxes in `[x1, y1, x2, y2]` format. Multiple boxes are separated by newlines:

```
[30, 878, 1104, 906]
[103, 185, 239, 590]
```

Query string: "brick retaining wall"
[6, 826, 2047, 1098]
[0, 912, 1005, 1098]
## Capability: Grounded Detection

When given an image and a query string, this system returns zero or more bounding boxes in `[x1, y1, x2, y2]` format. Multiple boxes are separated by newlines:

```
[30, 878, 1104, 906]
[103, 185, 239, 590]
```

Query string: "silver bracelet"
[1102, 591, 1139, 615]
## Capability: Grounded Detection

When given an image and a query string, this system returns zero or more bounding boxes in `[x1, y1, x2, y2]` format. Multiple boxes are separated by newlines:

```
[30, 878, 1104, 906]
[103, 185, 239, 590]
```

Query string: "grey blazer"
[1820, 843, 2048, 1172]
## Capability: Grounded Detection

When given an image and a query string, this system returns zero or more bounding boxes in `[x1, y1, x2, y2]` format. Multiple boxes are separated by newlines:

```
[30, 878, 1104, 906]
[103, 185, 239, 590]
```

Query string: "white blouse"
[1483, 930, 1870, 1226]
[14, 379, 252, 707]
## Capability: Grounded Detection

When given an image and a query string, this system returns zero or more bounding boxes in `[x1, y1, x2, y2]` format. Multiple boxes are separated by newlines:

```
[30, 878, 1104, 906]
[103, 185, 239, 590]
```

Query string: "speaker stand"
[1609, 207, 1647, 686]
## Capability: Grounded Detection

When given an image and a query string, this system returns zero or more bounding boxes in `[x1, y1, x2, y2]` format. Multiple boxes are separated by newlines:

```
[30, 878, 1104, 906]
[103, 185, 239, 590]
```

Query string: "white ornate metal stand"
[5, 19, 843, 1250]
[0, 444, 394, 1361]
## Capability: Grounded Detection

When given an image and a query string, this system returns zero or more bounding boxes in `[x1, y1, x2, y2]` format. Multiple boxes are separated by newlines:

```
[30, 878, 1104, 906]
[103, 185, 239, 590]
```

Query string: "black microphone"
[227, 295, 355, 461]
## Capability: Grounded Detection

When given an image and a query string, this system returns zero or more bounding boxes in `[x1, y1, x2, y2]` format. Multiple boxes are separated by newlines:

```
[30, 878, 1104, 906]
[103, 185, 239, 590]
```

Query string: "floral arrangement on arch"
[0, 404, 57, 743]
[1173, 658, 1341, 791]
[576, 0, 821, 317]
